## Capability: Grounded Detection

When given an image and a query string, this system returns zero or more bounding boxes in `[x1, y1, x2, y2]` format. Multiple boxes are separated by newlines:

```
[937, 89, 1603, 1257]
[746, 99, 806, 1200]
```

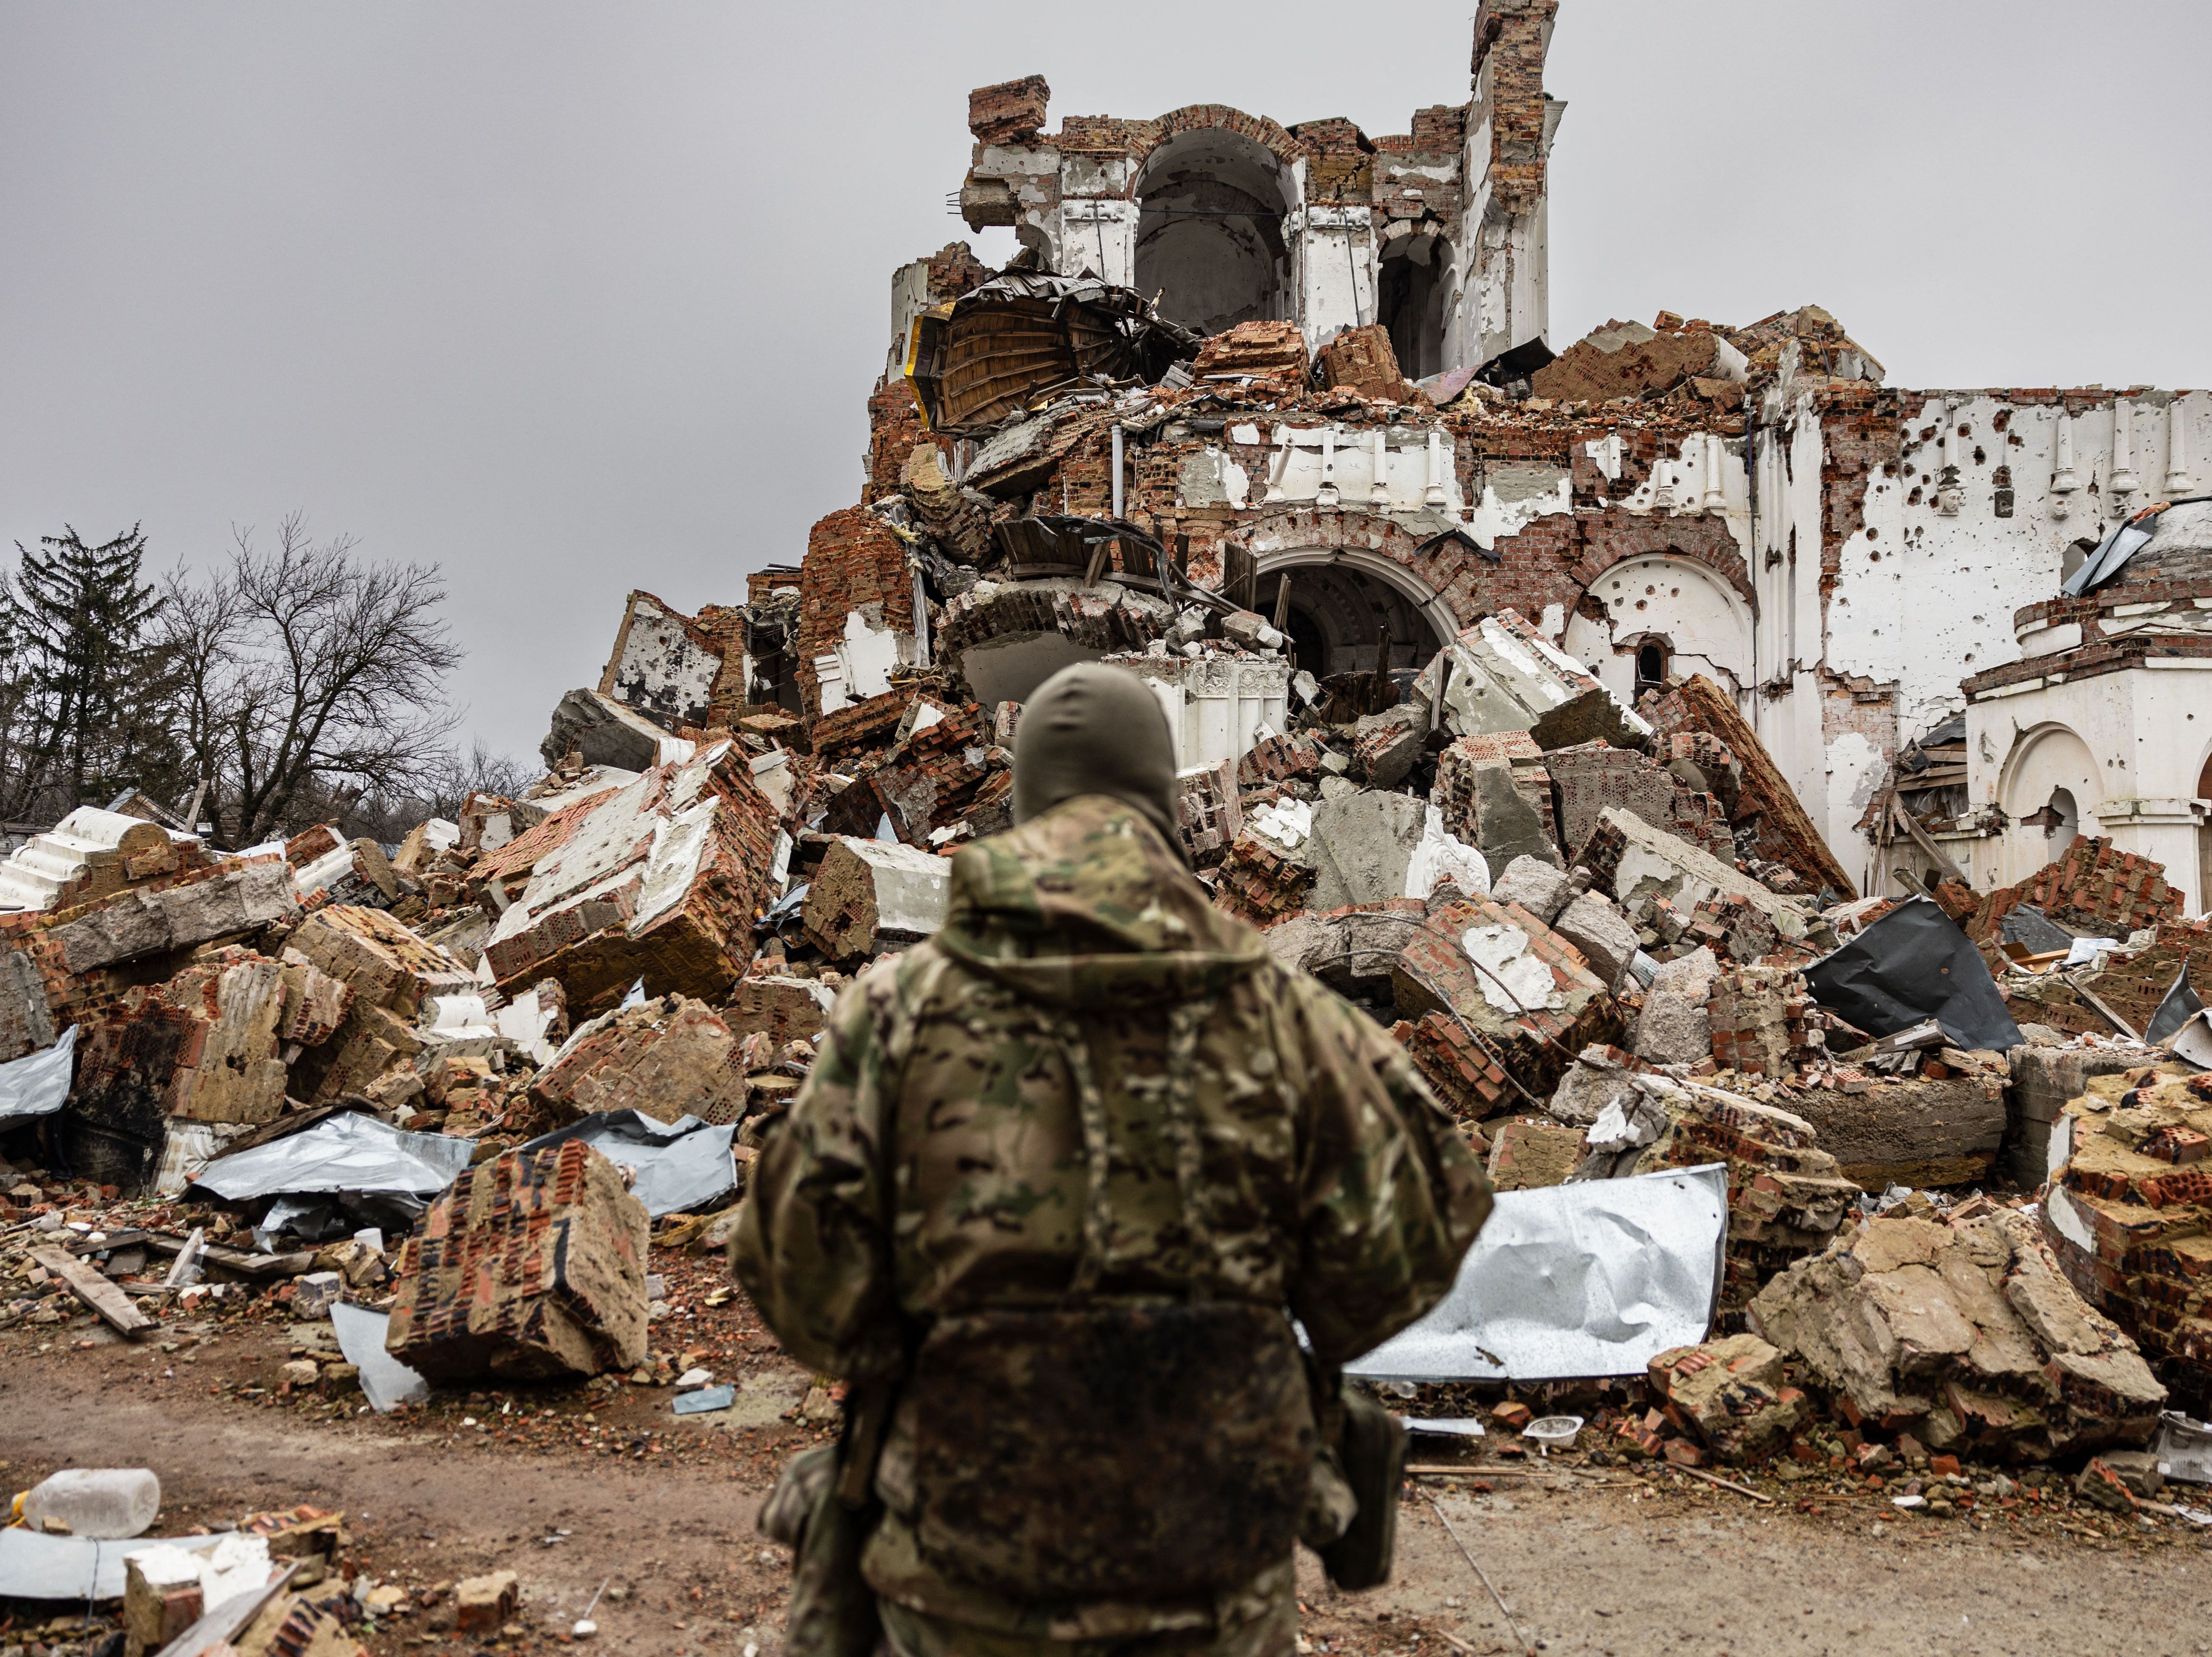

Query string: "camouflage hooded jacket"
[733, 795, 1490, 1632]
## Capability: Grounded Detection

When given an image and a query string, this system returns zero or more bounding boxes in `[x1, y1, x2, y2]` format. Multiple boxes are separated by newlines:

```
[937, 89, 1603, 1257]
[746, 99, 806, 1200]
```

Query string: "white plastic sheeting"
[0, 1024, 76, 1121]
[189, 1112, 474, 1207]
[1346, 1164, 1728, 1382]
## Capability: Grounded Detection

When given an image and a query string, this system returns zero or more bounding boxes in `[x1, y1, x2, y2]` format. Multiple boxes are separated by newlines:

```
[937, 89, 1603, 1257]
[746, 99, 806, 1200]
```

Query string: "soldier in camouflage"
[736, 662, 1491, 1657]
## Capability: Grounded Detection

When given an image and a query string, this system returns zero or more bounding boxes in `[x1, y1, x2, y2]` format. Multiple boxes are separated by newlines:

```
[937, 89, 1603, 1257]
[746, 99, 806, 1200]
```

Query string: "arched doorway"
[1133, 129, 1295, 336]
[1251, 547, 1454, 683]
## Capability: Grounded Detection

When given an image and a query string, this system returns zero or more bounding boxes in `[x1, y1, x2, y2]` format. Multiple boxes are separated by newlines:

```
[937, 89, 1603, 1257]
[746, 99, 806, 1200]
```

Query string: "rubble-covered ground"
[4, 321, 2212, 1646]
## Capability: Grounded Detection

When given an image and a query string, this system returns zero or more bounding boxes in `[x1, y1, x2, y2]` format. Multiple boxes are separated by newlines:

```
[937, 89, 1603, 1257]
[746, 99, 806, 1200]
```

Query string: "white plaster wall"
[1057, 199, 1136, 287]
[1966, 660, 2212, 911]
[1291, 206, 1376, 352]
[1567, 554, 1754, 702]
[1603, 431, 1751, 556]
[1260, 425, 1465, 515]
[1467, 471, 1572, 547]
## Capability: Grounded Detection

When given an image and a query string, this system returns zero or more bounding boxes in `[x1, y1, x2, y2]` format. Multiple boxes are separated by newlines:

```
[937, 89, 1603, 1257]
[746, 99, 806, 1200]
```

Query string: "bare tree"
[163, 513, 464, 846]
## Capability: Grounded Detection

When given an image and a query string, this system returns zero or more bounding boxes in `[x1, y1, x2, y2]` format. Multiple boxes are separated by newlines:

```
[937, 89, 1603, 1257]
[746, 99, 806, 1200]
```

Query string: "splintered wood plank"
[30, 1244, 156, 1337]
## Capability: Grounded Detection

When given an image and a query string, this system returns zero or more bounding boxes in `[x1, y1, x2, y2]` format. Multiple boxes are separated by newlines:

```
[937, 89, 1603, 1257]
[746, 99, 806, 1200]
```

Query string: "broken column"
[385, 1138, 650, 1382]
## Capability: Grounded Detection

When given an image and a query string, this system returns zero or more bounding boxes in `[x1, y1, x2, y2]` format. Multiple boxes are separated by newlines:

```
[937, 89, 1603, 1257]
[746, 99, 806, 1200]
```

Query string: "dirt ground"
[3, 1259, 2209, 1657]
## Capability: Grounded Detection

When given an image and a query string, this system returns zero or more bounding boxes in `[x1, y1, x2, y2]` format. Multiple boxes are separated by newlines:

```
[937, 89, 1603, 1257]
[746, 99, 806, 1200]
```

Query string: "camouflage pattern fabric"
[734, 795, 1490, 1640]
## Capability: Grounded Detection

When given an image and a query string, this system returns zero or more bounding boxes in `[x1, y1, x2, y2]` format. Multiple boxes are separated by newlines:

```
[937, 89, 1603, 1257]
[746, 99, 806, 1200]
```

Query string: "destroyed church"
[7, 4, 2212, 1602]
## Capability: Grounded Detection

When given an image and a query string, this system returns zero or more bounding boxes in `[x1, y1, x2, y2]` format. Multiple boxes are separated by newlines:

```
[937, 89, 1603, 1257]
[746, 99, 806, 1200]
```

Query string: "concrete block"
[530, 995, 753, 1128]
[1576, 807, 1807, 944]
[1633, 947, 1719, 1065]
[1553, 891, 1637, 990]
[54, 860, 299, 975]
[1490, 855, 1572, 924]
[802, 837, 950, 960]
[1306, 791, 1427, 911]
[1416, 608, 1652, 751]
[1646, 1334, 1807, 1466]
[386, 1140, 649, 1383]
[294, 1272, 343, 1320]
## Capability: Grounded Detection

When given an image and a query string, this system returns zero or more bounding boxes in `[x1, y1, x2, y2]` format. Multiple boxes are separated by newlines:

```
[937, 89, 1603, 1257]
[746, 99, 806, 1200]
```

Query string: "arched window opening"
[2046, 786, 2079, 842]
[1133, 131, 1291, 337]
[1378, 237, 1451, 381]
[1634, 639, 1670, 699]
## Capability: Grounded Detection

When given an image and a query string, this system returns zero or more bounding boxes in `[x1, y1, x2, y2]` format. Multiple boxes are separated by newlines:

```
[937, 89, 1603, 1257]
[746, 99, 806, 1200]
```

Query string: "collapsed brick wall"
[1649, 673, 1859, 900]
[1939, 836, 2183, 954]
[794, 509, 915, 721]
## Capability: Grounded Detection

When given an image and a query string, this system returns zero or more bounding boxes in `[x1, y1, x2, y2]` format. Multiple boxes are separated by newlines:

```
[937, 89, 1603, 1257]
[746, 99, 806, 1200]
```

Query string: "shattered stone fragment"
[530, 995, 754, 1127]
[386, 1139, 650, 1382]
[801, 837, 951, 960]
[1415, 610, 1651, 751]
[1749, 1207, 2165, 1460]
[1646, 1334, 1807, 1466]
[484, 741, 783, 1014]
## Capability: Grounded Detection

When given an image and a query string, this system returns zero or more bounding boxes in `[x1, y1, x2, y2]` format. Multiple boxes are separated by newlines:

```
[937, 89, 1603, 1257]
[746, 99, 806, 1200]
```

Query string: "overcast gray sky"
[4, 1, 2207, 768]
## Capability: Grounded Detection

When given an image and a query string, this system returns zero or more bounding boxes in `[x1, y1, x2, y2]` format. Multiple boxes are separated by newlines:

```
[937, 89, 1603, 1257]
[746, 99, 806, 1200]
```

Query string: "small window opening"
[1634, 640, 1670, 698]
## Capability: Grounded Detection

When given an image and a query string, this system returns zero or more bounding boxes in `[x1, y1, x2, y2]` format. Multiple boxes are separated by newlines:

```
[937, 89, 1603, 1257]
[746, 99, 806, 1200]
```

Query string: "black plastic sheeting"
[1804, 896, 2023, 1053]
[2147, 965, 2205, 1047]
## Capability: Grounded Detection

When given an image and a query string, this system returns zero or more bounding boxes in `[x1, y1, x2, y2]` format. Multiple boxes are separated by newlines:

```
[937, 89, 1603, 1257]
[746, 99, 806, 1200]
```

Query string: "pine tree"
[6, 525, 182, 820]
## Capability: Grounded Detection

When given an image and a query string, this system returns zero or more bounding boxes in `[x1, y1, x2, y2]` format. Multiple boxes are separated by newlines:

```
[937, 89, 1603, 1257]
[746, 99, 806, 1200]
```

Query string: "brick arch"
[1217, 505, 1757, 641]
[1127, 106, 1305, 174]
[1564, 506, 1755, 614]
[1220, 507, 1584, 636]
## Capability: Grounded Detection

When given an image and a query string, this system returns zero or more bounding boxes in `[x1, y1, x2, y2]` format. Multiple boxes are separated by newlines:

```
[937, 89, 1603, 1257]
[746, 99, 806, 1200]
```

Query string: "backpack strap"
[1054, 994, 1218, 1301]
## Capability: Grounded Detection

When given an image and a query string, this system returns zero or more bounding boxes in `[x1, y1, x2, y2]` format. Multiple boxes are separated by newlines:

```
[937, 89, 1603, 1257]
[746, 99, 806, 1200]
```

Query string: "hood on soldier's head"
[1012, 663, 1183, 857]
[937, 795, 1269, 1009]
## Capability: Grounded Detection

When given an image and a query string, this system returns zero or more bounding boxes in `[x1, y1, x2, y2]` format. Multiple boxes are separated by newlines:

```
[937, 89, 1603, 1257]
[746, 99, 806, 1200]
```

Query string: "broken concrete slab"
[541, 686, 697, 773]
[484, 741, 784, 1015]
[1750, 1207, 2166, 1460]
[801, 837, 950, 960]
[1778, 1055, 2010, 1189]
[385, 1138, 650, 1382]
[52, 860, 299, 975]
[1544, 741, 1732, 866]
[530, 995, 754, 1128]
[1416, 608, 1652, 751]
[1433, 755, 1558, 872]
[1575, 807, 1808, 947]
[1634, 946, 1720, 1064]
[1306, 791, 1428, 911]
